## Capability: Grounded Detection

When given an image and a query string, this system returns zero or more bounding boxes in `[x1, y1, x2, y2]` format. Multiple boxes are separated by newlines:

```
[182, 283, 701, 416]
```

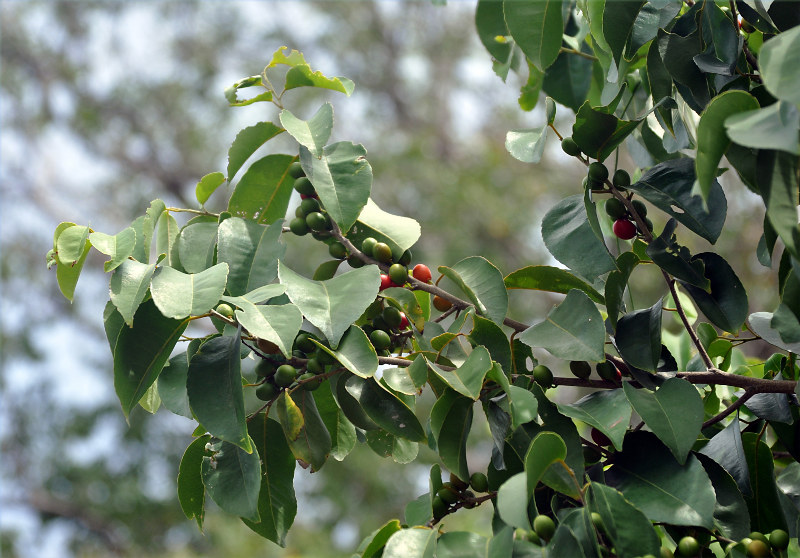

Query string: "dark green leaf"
[605, 251, 640, 329]
[756, 150, 800, 260]
[503, 0, 563, 72]
[313, 383, 356, 461]
[680, 252, 748, 333]
[158, 352, 192, 418]
[497, 472, 531, 530]
[178, 435, 209, 529]
[202, 437, 261, 522]
[603, 0, 646, 64]
[646, 219, 709, 289]
[524, 431, 571, 501]
[365, 430, 418, 464]
[558, 389, 631, 452]
[275, 389, 331, 472]
[699, 416, 752, 496]
[314, 325, 378, 379]
[742, 432, 789, 533]
[227, 122, 285, 183]
[475, 0, 512, 62]
[542, 44, 593, 113]
[217, 217, 285, 296]
[505, 265, 604, 304]
[228, 154, 295, 225]
[348, 376, 426, 442]
[430, 388, 474, 481]
[615, 297, 663, 372]
[586, 482, 661, 558]
[359, 519, 403, 558]
[657, 23, 711, 113]
[694, 453, 751, 540]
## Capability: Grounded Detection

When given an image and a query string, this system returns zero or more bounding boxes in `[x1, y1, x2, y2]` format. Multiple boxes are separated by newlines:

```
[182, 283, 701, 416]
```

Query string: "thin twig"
[702, 389, 757, 429]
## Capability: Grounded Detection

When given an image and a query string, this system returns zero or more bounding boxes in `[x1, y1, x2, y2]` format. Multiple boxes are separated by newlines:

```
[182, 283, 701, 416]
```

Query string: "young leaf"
[89, 227, 136, 273]
[109, 259, 157, 326]
[313, 325, 378, 379]
[202, 437, 261, 522]
[505, 126, 548, 163]
[365, 430, 419, 464]
[382, 527, 437, 558]
[195, 172, 226, 207]
[524, 431, 568, 503]
[55, 225, 92, 302]
[313, 384, 357, 462]
[216, 217, 285, 296]
[347, 198, 421, 259]
[427, 346, 492, 400]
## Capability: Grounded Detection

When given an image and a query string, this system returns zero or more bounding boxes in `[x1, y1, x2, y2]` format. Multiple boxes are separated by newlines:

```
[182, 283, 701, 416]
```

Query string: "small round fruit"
[613, 218, 637, 240]
[748, 532, 769, 544]
[676, 536, 700, 557]
[379, 274, 393, 291]
[769, 529, 789, 550]
[660, 547, 674, 558]
[746, 539, 770, 558]
[255, 382, 278, 401]
[596, 361, 619, 382]
[399, 249, 412, 266]
[298, 372, 322, 391]
[373, 242, 393, 263]
[328, 241, 347, 260]
[631, 199, 648, 217]
[469, 472, 489, 493]
[274, 364, 297, 388]
[561, 137, 581, 157]
[526, 530, 542, 545]
[532, 515, 556, 541]
[315, 348, 336, 366]
[389, 263, 408, 286]
[305, 211, 329, 232]
[533, 364, 554, 388]
[432, 495, 448, 519]
[383, 306, 403, 330]
[361, 237, 378, 257]
[569, 360, 592, 379]
[612, 169, 631, 190]
[437, 486, 459, 505]
[300, 197, 321, 215]
[605, 198, 627, 220]
[588, 161, 609, 182]
[398, 312, 409, 330]
[295, 333, 317, 354]
[305, 357, 324, 375]
[433, 295, 453, 312]
[288, 161, 305, 179]
[364, 299, 383, 320]
[215, 303, 235, 319]
[293, 176, 316, 196]
[289, 217, 310, 236]
[412, 264, 432, 283]
[591, 428, 612, 447]
[347, 255, 364, 268]
[370, 329, 392, 351]
[255, 359, 277, 378]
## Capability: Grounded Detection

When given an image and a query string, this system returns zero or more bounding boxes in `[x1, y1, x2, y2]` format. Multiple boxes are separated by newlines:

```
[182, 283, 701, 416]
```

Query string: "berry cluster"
[431, 472, 490, 521]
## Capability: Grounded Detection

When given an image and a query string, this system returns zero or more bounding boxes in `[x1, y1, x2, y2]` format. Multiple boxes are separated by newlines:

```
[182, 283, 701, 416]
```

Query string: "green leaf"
[216, 217, 285, 296]
[759, 24, 800, 107]
[427, 346, 492, 400]
[313, 259, 342, 281]
[694, 453, 751, 540]
[497, 473, 531, 530]
[279, 103, 333, 158]
[177, 435, 209, 529]
[586, 482, 661, 558]
[313, 384, 357, 461]
[330, 374, 379, 432]
[656, 20, 711, 113]
[742, 432, 789, 533]
[109, 259, 156, 326]
[89, 227, 136, 273]
[365, 430, 419, 464]
[348, 376, 426, 442]
[699, 416, 752, 497]
[558, 389, 631, 452]
[505, 126, 548, 163]
[176, 219, 218, 273]
[475, 0, 512, 63]
[436, 531, 488, 558]
[275, 389, 331, 472]
[347, 198, 422, 259]
[571, 99, 663, 163]
[622, 378, 702, 464]
[507, 385, 539, 430]
[628, 158, 727, 244]
[278, 263, 380, 349]
[605, 432, 716, 528]
[187, 335, 251, 452]
[195, 172, 226, 207]
[438, 256, 508, 325]
[615, 297, 663, 372]
[202, 437, 261, 522]
[226, 301, 302, 359]
[646, 219, 709, 289]
[505, 265, 604, 304]
[695, 91, 760, 200]
[224, 75, 272, 106]
[519, 290, 606, 362]
[359, 519, 403, 558]
[756, 149, 800, 260]
[300, 141, 372, 233]
[55, 225, 91, 302]
[749, 312, 800, 353]
[605, 252, 640, 329]
[680, 252, 748, 333]
[227, 122, 285, 183]
[317, 326, 378, 378]
[382, 287, 426, 331]
[430, 388, 474, 481]
[383, 527, 437, 558]
[158, 352, 191, 418]
[542, 45, 593, 113]
[150, 264, 229, 320]
[541, 195, 617, 282]
[155, 211, 180, 267]
[242, 414, 297, 546]
[283, 65, 354, 97]
[228, 154, 296, 224]
[603, 1, 647, 64]
[525, 431, 569, 502]
[382, 358, 428, 396]
[725, 101, 800, 155]
[469, 315, 512, 374]
[112, 299, 187, 418]
[503, 0, 563, 72]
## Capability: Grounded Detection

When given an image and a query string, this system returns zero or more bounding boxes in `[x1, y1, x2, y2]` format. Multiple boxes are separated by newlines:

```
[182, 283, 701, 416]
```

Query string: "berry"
[432, 495, 448, 519]
[532, 364, 554, 388]
[300, 197, 321, 215]
[613, 218, 637, 240]
[399, 249, 412, 266]
[588, 162, 609, 182]
[255, 382, 278, 401]
[591, 428, 612, 447]
[347, 255, 364, 268]
[383, 306, 403, 329]
[412, 264, 432, 283]
[298, 372, 322, 391]
[361, 237, 378, 257]
[747, 539, 770, 557]
[373, 242, 393, 263]
[215, 303, 235, 318]
[561, 137, 581, 157]
[289, 217, 309, 236]
[604, 198, 627, 220]
[590, 512, 605, 533]
[676, 536, 700, 556]
[433, 295, 453, 312]
[532, 515, 556, 541]
[379, 274, 393, 291]
[596, 361, 620, 382]
[612, 169, 631, 190]
[389, 263, 408, 286]
[328, 241, 347, 260]
[255, 359, 277, 378]
[305, 357, 324, 375]
[398, 312, 409, 330]
[293, 176, 316, 196]
[769, 529, 789, 550]
[437, 486, 459, 505]
[631, 199, 647, 217]
[305, 211, 329, 232]
[569, 360, 592, 379]
[274, 364, 297, 388]
[288, 161, 305, 179]
[469, 472, 489, 492]
[369, 329, 392, 351]
[749, 532, 768, 544]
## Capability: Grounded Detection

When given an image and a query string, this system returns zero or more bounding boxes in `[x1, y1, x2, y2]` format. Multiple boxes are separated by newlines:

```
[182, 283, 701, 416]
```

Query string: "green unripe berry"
[315, 348, 336, 365]
[288, 161, 305, 179]
[746, 539, 770, 558]
[432, 495, 448, 519]
[305, 211, 329, 232]
[382, 306, 403, 330]
[300, 197, 321, 215]
[347, 254, 364, 268]
[255, 382, 278, 401]
[295, 333, 317, 354]
[388, 263, 408, 286]
[561, 137, 581, 157]
[569, 360, 592, 379]
[769, 529, 789, 550]
[305, 357, 324, 375]
[293, 176, 316, 196]
[437, 486, 459, 505]
[369, 329, 392, 351]
[399, 249, 412, 266]
[532, 364, 554, 388]
[255, 359, 277, 378]
[532, 515, 556, 541]
[590, 512, 605, 534]
[298, 372, 322, 391]
[289, 217, 309, 236]
[328, 241, 347, 260]
[373, 242, 393, 263]
[605, 198, 627, 220]
[612, 169, 631, 190]
[596, 361, 618, 381]
[469, 472, 489, 493]
[361, 237, 378, 257]
[274, 364, 297, 388]
[676, 536, 700, 556]
[588, 162, 609, 182]
[631, 199, 647, 217]
[748, 532, 768, 544]
[215, 303, 235, 319]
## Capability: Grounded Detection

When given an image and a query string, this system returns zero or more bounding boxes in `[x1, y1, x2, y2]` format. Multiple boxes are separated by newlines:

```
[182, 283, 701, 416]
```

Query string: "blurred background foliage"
[0, 2, 778, 557]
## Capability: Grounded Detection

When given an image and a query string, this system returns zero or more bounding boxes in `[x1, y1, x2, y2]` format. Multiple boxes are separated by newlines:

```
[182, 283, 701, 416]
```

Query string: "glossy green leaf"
[350, 376, 426, 442]
[438, 256, 508, 326]
[542, 45, 593, 113]
[383, 527, 437, 558]
[605, 432, 715, 528]
[603, 0, 646, 64]
[507, 386, 538, 430]
[605, 251, 640, 329]
[275, 389, 331, 472]
[629, 158, 727, 244]
[759, 24, 800, 107]
[158, 352, 192, 418]
[497, 472, 531, 530]
[749, 312, 800, 353]
[195, 172, 226, 207]
[505, 126, 548, 163]
[559, 389, 631, 452]
[756, 149, 800, 260]
[112, 299, 187, 418]
[228, 301, 302, 359]
[313, 384, 356, 462]
[278, 263, 380, 349]
[365, 430, 418, 464]
[695, 91, 760, 200]
[503, 0, 563, 72]
[177, 435, 210, 529]
[89, 227, 136, 273]
[646, 219, 709, 289]
[615, 297, 663, 372]
[468, 315, 512, 375]
[216, 217, 285, 296]
[188, 335, 251, 452]
[382, 287, 426, 331]
[725, 101, 800, 154]
[475, 0, 512, 63]
[300, 141, 372, 233]
[202, 437, 261, 522]
[226, 122, 285, 182]
[505, 265, 604, 304]
[279, 103, 333, 158]
[330, 374, 379, 432]
[313, 325, 378, 379]
[150, 263, 229, 320]
[586, 482, 660, 558]
[359, 519, 403, 558]
[541, 195, 617, 282]
[680, 252, 748, 333]
[741, 432, 789, 533]
[656, 21, 710, 113]
[347, 198, 421, 259]
[430, 388, 473, 481]
[525, 431, 569, 501]
[109, 259, 156, 326]
[382, 362, 427, 396]
[282, 63, 354, 97]
[55, 225, 91, 302]
[242, 414, 297, 545]
[520, 289, 606, 362]
[228, 154, 295, 224]
[694, 453, 751, 540]
[428, 346, 492, 400]
[436, 531, 488, 558]
[622, 378, 702, 464]
[699, 416, 751, 497]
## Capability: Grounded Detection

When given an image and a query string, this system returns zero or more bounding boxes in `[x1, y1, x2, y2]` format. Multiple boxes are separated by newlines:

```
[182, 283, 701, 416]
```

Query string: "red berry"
[412, 264, 432, 283]
[399, 312, 409, 329]
[613, 219, 637, 240]
[380, 274, 392, 291]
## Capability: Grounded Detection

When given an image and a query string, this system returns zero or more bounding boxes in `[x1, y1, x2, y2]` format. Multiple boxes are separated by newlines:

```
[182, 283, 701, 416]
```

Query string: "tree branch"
[702, 389, 757, 429]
